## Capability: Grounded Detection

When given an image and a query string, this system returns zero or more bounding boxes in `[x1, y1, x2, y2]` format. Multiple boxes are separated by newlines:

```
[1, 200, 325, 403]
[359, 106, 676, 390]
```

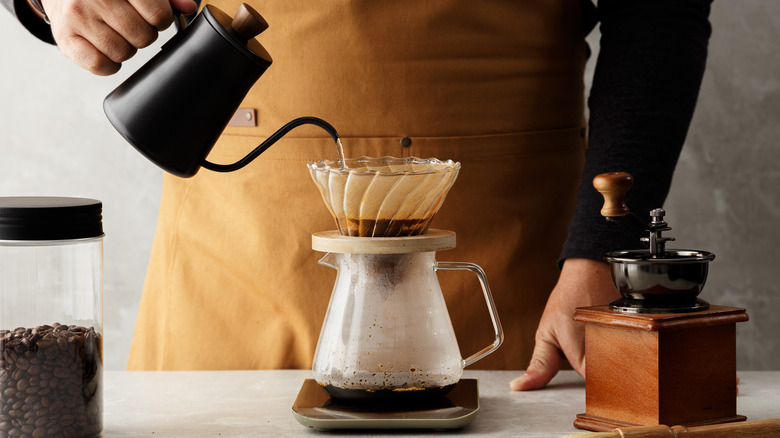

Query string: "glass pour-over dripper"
[307, 157, 460, 237]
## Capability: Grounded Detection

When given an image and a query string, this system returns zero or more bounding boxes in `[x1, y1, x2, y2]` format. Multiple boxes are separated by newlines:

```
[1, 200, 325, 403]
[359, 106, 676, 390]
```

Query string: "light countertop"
[101, 370, 779, 437]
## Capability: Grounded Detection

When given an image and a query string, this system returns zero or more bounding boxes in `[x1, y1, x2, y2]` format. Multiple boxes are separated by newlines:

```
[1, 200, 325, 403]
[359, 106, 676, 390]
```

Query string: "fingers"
[509, 338, 564, 391]
[44, 0, 181, 75]
[104, 3, 161, 49]
[127, 0, 178, 31]
[58, 33, 122, 76]
[169, 0, 199, 16]
[509, 259, 616, 392]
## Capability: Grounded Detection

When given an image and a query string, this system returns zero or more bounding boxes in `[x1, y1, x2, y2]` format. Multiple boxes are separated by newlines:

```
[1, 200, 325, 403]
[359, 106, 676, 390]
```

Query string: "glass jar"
[0, 197, 104, 438]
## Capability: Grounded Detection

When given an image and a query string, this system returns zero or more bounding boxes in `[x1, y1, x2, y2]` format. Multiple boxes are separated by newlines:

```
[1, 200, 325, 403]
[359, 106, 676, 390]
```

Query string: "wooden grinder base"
[573, 305, 748, 432]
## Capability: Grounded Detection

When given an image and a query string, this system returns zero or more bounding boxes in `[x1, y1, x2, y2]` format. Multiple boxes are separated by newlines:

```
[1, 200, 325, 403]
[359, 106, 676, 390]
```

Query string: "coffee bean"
[1, 324, 102, 437]
[15, 379, 29, 391]
[48, 401, 63, 413]
[34, 338, 52, 349]
[52, 367, 69, 379]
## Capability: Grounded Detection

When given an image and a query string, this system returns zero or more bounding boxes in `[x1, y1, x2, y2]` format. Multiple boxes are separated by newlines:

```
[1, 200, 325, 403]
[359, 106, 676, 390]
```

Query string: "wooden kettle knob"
[230, 3, 269, 42]
[593, 172, 633, 217]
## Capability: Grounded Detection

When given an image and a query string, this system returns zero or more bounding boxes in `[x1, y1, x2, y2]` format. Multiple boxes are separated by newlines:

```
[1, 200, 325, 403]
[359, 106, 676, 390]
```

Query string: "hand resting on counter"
[511, 258, 619, 391]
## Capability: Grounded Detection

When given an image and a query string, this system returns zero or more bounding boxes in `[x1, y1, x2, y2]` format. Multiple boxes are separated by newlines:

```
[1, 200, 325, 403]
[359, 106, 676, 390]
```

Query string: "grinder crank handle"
[593, 172, 634, 217]
[593, 172, 650, 230]
[593, 172, 678, 255]
[434, 262, 504, 367]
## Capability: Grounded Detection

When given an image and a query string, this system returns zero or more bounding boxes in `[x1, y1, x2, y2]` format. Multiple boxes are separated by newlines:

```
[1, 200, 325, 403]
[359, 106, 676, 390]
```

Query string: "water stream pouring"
[103, 3, 339, 178]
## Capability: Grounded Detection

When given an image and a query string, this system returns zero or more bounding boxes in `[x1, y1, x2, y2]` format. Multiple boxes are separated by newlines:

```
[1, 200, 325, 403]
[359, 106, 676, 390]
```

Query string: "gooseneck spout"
[201, 116, 340, 173]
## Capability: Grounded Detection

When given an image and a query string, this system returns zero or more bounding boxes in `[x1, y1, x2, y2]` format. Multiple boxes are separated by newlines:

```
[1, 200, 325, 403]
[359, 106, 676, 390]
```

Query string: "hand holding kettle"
[36, 0, 197, 75]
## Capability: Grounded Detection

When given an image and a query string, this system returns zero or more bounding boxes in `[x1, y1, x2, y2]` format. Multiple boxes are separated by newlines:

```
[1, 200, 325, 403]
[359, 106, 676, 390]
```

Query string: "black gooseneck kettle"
[103, 3, 339, 178]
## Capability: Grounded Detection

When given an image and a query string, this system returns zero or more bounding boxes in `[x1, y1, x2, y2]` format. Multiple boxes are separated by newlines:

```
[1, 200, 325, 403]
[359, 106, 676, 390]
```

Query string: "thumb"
[170, 0, 198, 15]
[509, 339, 563, 391]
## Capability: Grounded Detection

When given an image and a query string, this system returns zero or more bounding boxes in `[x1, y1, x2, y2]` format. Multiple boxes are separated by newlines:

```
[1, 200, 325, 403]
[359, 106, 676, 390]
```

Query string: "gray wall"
[0, 12, 164, 370]
[1, 2, 778, 370]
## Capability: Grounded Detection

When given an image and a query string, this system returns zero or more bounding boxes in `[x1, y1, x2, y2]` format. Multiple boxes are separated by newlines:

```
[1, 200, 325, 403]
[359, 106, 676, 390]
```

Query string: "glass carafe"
[311, 229, 503, 403]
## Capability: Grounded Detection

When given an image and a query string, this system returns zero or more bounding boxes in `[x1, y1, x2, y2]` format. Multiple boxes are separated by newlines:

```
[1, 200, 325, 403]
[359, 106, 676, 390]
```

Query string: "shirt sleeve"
[2, 0, 55, 44]
[559, 0, 713, 265]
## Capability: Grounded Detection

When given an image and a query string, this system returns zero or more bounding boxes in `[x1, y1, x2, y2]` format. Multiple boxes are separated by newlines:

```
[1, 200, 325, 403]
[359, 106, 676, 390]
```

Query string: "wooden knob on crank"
[593, 172, 633, 217]
[230, 3, 269, 42]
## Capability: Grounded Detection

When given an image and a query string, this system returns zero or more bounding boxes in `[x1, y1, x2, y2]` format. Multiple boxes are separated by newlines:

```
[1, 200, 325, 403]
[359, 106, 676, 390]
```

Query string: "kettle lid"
[203, 4, 272, 67]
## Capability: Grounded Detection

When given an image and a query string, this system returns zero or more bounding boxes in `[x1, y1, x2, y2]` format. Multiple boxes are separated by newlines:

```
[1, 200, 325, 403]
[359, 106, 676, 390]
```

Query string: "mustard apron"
[128, 0, 587, 370]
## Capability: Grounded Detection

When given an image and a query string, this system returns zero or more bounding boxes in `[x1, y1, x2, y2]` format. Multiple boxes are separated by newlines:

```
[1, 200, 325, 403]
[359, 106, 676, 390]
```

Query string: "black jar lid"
[0, 197, 103, 241]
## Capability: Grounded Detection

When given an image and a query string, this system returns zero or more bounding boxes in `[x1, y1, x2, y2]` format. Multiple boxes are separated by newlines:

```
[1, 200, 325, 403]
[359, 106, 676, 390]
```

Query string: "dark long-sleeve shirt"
[561, 0, 712, 263]
[2, 0, 713, 265]
[2, 0, 53, 43]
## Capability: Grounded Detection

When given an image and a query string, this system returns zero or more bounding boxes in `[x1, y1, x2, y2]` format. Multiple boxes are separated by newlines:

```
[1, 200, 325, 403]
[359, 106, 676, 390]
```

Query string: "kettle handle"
[174, 0, 202, 31]
[201, 116, 340, 173]
[434, 261, 504, 367]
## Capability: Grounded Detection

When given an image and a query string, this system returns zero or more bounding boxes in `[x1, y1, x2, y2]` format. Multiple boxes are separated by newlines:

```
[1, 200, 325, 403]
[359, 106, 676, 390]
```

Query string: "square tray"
[291, 378, 479, 430]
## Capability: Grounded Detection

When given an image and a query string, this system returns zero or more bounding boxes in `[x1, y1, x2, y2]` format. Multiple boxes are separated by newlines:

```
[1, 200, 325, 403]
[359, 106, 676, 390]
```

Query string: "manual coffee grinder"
[573, 172, 748, 432]
[292, 157, 504, 430]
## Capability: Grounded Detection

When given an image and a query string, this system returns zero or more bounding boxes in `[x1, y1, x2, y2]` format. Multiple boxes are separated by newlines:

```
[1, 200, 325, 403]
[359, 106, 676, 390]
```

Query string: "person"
[3, 0, 713, 390]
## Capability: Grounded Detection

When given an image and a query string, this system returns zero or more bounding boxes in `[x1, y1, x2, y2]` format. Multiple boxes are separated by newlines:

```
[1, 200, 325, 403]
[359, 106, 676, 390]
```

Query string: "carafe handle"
[434, 261, 504, 367]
